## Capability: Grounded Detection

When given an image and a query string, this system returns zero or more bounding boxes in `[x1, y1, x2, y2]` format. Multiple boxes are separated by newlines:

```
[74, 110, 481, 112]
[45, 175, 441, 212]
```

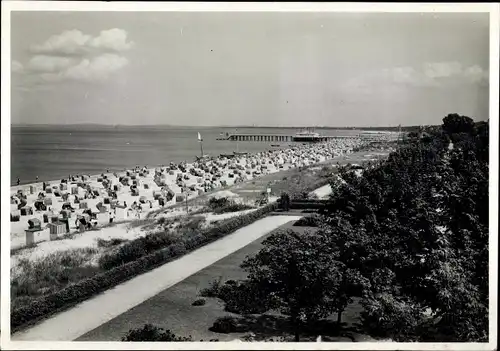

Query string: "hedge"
[99, 204, 273, 270]
[11, 202, 278, 332]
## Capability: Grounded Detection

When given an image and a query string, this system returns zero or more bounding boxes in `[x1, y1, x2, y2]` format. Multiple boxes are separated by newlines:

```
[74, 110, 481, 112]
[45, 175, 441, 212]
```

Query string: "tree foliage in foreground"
[318, 113, 489, 341]
[226, 113, 488, 342]
[226, 229, 366, 341]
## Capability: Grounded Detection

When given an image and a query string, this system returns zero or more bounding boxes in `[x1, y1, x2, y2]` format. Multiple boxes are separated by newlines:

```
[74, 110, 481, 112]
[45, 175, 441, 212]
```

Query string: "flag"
[197, 132, 203, 142]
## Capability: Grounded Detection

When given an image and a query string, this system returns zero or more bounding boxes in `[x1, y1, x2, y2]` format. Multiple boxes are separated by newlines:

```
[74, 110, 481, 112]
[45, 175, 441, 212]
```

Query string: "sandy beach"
[10, 138, 365, 252]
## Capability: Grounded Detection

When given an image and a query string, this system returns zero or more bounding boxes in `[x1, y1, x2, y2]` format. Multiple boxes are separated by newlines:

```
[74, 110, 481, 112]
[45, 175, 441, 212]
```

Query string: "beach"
[11, 126, 368, 186]
[10, 137, 375, 255]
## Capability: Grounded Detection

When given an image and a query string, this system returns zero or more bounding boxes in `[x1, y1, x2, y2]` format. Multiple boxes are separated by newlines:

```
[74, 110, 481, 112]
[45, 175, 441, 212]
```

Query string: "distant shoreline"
[10, 124, 423, 131]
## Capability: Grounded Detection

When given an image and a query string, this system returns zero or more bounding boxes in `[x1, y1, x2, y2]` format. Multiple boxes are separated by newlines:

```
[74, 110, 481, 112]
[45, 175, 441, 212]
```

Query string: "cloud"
[386, 66, 437, 87]
[31, 29, 92, 55]
[89, 29, 134, 52]
[31, 28, 133, 55]
[28, 55, 74, 72]
[18, 28, 133, 83]
[63, 54, 129, 81]
[463, 65, 489, 83]
[345, 62, 488, 92]
[33, 54, 129, 82]
[424, 62, 463, 79]
[12, 60, 23, 73]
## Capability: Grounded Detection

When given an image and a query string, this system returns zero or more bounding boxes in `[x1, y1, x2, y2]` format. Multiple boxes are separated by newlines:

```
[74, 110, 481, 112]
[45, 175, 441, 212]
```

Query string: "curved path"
[310, 184, 332, 199]
[11, 215, 301, 342]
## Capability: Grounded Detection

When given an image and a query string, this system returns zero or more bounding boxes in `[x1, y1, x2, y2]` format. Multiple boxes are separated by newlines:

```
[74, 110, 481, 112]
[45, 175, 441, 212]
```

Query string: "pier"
[217, 133, 356, 143]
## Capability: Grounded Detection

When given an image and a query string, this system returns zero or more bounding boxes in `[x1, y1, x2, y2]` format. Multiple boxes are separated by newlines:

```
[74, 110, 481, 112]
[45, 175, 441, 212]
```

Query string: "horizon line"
[10, 123, 424, 128]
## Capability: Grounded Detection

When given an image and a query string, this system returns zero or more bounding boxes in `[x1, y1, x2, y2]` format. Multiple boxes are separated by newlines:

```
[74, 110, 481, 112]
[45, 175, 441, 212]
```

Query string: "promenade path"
[12, 215, 302, 342]
[310, 184, 332, 199]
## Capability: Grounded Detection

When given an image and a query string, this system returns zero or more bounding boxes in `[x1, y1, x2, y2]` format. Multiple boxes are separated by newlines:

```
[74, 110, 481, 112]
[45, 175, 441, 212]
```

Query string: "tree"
[318, 116, 488, 341]
[360, 293, 426, 341]
[334, 267, 370, 324]
[240, 229, 344, 341]
[442, 113, 475, 135]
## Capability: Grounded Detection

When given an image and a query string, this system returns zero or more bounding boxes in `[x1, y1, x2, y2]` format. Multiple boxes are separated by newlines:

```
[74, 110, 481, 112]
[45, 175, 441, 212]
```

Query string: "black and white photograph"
[1, 2, 498, 350]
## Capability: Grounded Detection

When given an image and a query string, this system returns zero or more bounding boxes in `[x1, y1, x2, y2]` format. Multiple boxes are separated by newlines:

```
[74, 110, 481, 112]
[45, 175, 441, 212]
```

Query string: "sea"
[10, 125, 362, 186]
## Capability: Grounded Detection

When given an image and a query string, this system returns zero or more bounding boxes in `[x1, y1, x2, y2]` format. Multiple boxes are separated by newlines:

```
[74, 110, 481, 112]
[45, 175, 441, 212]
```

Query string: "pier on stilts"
[216, 127, 402, 143]
[216, 133, 355, 143]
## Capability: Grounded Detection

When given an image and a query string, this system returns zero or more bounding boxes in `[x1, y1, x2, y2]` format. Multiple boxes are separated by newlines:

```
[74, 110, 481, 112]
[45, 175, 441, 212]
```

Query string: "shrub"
[122, 324, 192, 341]
[224, 281, 270, 315]
[156, 217, 166, 225]
[98, 231, 180, 269]
[208, 197, 230, 211]
[170, 242, 187, 256]
[182, 233, 207, 250]
[192, 298, 206, 306]
[210, 316, 248, 334]
[199, 279, 268, 315]
[213, 203, 254, 215]
[99, 204, 278, 271]
[96, 238, 128, 248]
[200, 278, 223, 298]
[293, 215, 320, 227]
[182, 216, 206, 230]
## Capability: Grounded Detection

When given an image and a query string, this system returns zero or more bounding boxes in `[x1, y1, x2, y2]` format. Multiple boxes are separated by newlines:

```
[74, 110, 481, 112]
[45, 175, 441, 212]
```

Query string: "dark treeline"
[317, 113, 489, 341]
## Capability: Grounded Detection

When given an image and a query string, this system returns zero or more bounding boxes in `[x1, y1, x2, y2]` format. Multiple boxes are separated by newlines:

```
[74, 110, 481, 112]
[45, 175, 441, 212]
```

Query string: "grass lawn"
[76, 221, 368, 342]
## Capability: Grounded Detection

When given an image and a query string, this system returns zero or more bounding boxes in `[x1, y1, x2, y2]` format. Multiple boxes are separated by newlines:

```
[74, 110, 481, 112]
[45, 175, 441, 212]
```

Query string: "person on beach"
[109, 210, 115, 224]
[17, 177, 20, 185]
[36, 176, 39, 182]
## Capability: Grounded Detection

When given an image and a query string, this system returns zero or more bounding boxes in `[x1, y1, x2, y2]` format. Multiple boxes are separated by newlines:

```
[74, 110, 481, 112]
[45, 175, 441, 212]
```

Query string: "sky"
[10, 11, 490, 127]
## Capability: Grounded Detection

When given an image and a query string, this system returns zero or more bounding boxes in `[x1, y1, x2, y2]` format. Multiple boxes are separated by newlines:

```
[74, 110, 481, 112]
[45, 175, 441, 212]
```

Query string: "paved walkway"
[11, 215, 302, 341]
[310, 184, 332, 199]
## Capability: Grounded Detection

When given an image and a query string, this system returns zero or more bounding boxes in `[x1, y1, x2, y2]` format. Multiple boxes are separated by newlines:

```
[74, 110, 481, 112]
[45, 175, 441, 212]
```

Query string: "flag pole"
[235, 128, 239, 153]
[198, 132, 204, 158]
